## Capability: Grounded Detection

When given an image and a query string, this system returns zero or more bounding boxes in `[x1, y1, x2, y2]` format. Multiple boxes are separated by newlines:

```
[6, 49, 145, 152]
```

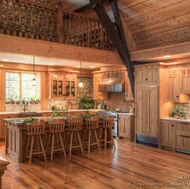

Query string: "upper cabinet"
[166, 66, 189, 103]
[93, 73, 108, 100]
[65, 75, 77, 98]
[135, 65, 158, 86]
[180, 65, 190, 93]
[50, 73, 77, 99]
[51, 74, 66, 98]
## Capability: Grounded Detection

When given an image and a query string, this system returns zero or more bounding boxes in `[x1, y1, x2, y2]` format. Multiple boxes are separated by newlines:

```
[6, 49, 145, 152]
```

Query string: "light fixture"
[32, 56, 36, 81]
[78, 62, 83, 87]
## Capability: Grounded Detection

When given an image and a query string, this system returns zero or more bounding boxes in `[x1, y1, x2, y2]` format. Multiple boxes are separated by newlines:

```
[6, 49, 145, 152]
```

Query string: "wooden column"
[89, 0, 135, 96]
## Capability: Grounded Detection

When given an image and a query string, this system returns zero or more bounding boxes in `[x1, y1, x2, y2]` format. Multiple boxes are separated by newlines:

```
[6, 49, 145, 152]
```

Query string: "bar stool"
[46, 118, 66, 160]
[24, 119, 47, 164]
[66, 118, 84, 157]
[99, 116, 116, 150]
[83, 116, 101, 153]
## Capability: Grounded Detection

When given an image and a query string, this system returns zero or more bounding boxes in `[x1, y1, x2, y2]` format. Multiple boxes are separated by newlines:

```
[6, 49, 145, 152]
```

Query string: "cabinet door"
[160, 120, 174, 149]
[135, 65, 158, 85]
[181, 68, 190, 93]
[66, 75, 77, 98]
[125, 73, 134, 101]
[93, 73, 108, 100]
[118, 115, 134, 141]
[51, 74, 66, 98]
[135, 86, 158, 137]
[175, 122, 190, 152]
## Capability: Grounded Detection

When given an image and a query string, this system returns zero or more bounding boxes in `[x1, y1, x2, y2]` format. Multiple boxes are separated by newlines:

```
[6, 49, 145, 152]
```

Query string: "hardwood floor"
[0, 139, 190, 189]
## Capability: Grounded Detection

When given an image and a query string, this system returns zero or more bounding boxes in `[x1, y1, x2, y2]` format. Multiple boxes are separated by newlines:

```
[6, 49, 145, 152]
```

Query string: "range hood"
[98, 72, 125, 92]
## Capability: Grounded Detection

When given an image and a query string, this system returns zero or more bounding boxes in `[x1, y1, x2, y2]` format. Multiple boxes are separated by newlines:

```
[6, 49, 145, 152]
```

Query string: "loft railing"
[0, 0, 115, 51]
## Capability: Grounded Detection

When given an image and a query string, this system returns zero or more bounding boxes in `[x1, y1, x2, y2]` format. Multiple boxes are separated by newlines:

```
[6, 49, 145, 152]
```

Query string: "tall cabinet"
[134, 63, 166, 146]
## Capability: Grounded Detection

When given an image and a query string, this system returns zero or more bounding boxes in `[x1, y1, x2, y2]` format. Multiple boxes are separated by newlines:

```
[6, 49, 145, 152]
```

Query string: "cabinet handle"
[176, 95, 179, 98]
[145, 78, 148, 81]
[180, 135, 190, 138]
[172, 124, 174, 127]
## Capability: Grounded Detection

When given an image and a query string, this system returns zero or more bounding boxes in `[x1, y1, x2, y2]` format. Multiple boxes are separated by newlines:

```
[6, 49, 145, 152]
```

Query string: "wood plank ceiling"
[48, 0, 190, 51]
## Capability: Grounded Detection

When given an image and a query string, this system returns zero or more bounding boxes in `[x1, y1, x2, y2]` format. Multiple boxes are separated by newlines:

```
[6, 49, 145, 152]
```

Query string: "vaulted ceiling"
[51, 0, 190, 51]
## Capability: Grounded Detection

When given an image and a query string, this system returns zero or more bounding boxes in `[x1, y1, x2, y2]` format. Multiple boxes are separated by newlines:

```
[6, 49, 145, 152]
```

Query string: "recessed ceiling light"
[164, 55, 170, 58]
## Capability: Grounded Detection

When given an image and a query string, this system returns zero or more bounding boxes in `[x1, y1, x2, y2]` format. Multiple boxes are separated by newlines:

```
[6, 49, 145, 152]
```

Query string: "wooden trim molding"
[0, 34, 123, 66]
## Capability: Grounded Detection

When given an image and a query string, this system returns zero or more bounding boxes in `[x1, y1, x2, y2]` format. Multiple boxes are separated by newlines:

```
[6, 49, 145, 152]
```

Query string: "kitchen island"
[3, 111, 112, 163]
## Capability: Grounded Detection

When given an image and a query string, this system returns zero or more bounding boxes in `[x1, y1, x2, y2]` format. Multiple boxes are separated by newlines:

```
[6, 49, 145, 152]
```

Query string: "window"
[6, 72, 40, 102]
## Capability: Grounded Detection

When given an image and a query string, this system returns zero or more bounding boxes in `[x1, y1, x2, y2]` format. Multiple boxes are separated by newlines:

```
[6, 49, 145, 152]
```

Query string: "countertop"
[0, 109, 134, 115]
[161, 117, 190, 123]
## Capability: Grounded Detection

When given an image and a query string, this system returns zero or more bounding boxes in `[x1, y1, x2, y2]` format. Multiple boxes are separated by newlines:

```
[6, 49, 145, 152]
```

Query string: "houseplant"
[77, 97, 94, 109]
[171, 107, 184, 118]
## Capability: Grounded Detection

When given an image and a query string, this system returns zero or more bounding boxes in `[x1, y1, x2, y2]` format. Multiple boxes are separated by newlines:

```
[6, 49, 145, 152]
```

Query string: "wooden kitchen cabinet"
[180, 66, 190, 93]
[51, 73, 66, 98]
[166, 67, 189, 102]
[160, 119, 190, 153]
[93, 73, 108, 100]
[65, 75, 77, 98]
[135, 85, 158, 137]
[160, 120, 174, 149]
[118, 114, 134, 141]
[135, 65, 158, 85]
[174, 121, 190, 152]
[0, 113, 18, 140]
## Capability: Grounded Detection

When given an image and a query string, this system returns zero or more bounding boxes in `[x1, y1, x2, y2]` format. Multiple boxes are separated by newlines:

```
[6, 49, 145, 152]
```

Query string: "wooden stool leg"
[69, 132, 73, 157]
[51, 134, 55, 160]
[77, 131, 84, 155]
[104, 128, 107, 150]
[24, 136, 31, 161]
[88, 130, 91, 154]
[39, 135, 47, 162]
[94, 129, 101, 151]
[29, 136, 34, 164]
[59, 133, 66, 158]
[109, 128, 116, 149]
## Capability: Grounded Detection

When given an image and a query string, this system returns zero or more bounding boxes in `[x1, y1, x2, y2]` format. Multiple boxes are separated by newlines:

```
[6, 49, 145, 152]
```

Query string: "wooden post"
[56, 2, 63, 43]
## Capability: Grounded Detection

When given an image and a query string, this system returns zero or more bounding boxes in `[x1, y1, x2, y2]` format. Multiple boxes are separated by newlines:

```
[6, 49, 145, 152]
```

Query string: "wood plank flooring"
[0, 139, 190, 189]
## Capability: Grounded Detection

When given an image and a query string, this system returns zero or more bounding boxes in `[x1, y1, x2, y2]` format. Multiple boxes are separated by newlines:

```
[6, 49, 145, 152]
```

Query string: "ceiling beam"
[89, 0, 135, 96]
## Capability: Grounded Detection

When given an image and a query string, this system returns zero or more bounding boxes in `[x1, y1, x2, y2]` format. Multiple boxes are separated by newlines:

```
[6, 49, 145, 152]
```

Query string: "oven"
[97, 111, 118, 137]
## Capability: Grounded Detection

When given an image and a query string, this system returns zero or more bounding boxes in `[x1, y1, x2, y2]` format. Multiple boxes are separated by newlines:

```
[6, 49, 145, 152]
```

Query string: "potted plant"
[171, 107, 184, 118]
[77, 97, 94, 109]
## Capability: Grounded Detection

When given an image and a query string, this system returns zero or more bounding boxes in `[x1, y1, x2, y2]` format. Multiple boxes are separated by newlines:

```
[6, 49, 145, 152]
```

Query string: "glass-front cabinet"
[51, 74, 66, 98]
[50, 73, 77, 99]
[66, 75, 77, 98]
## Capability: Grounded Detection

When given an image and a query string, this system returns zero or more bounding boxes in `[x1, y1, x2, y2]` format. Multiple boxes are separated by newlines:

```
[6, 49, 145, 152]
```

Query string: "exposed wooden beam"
[89, 0, 135, 96]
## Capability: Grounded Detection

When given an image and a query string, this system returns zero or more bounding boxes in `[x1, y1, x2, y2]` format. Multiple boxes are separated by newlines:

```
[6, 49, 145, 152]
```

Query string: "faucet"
[23, 102, 28, 112]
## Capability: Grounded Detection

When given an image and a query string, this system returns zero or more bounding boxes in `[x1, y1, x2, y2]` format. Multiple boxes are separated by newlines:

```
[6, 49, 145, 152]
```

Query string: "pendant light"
[32, 56, 36, 81]
[78, 62, 83, 87]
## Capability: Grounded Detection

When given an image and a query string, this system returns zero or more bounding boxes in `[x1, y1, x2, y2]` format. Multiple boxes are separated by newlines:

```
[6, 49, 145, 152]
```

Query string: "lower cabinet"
[160, 120, 174, 149]
[118, 114, 134, 141]
[160, 119, 190, 153]
[0, 113, 18, 140]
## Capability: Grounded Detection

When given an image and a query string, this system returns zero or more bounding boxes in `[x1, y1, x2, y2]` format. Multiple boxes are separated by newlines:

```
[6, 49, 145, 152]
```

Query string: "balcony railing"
[0, 0, 115, 51]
